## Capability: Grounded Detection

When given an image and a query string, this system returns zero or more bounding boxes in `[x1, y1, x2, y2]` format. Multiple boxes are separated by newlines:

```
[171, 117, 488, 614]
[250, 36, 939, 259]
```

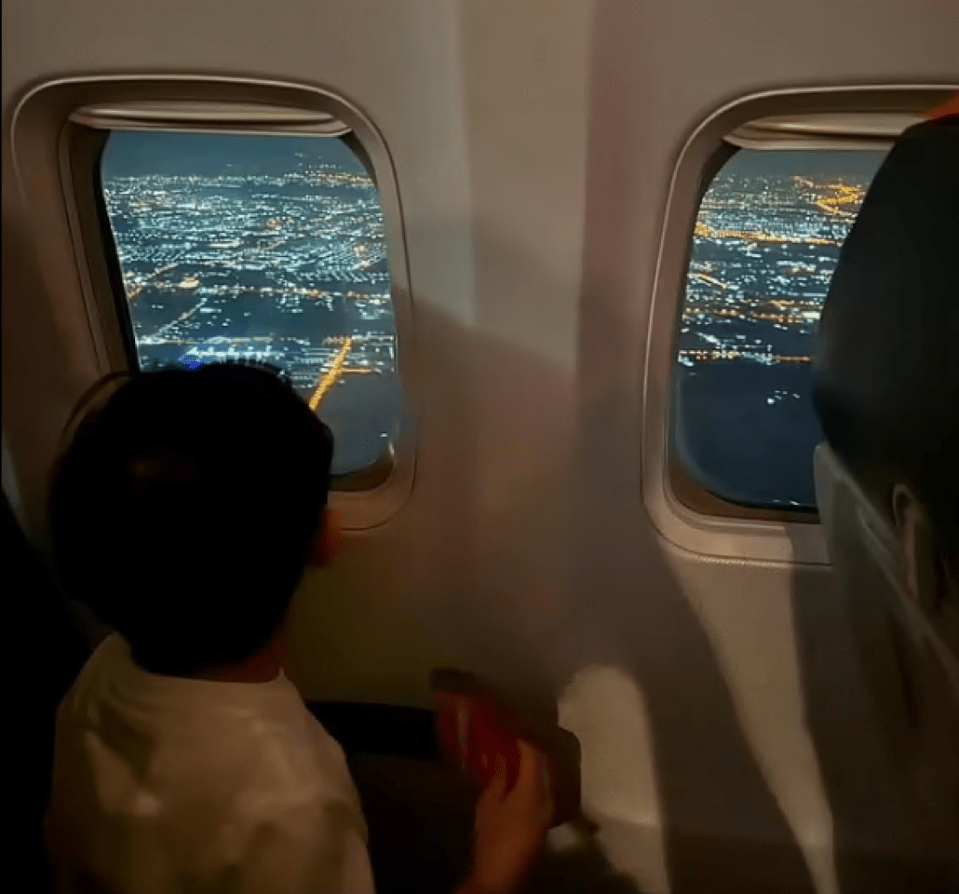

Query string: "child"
[45, 362, 554, 894]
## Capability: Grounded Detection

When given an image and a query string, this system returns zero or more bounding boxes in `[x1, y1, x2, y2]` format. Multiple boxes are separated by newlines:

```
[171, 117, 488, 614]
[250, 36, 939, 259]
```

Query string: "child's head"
[48, 362, 334, 676]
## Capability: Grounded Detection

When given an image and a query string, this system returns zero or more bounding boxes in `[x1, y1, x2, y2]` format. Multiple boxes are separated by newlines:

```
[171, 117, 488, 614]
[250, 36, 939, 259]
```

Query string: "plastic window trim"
[643, 84, 958, 566]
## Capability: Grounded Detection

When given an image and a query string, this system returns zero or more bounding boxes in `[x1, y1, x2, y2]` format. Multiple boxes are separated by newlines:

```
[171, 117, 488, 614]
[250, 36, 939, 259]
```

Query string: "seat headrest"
[812, 115, 959, 543]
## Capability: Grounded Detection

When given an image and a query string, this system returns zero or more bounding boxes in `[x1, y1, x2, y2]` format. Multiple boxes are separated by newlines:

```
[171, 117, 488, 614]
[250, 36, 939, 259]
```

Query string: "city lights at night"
[675, 148, 885, 508]
[101, 132, 401, 476]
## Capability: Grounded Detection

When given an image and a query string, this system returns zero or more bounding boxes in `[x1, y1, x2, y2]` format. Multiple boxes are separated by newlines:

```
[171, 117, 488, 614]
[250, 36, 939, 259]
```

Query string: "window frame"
[36, 77, 416, 530]
[644, 85, 957, 565]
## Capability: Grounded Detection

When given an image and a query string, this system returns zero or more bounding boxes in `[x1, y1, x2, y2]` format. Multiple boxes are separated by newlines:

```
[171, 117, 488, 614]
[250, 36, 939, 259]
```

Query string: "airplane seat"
[811, 113, 959, 864]
[3, 493, 91, 884]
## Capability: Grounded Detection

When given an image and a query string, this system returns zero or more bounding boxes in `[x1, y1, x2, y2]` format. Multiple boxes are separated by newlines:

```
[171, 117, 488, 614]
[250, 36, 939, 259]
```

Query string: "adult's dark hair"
[48, 362, 334, 676]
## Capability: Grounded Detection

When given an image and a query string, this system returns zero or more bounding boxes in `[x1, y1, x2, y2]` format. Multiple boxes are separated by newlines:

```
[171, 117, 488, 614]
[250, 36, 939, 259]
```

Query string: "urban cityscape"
[101, 131, 402, 476]
[102, 133, 885, 503]
[676, 149, 885, 507]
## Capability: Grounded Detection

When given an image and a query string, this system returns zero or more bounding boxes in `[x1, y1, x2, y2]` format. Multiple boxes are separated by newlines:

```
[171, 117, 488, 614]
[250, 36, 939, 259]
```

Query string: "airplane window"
[99, 130, 404, 480]
[674, 148, 887, 510]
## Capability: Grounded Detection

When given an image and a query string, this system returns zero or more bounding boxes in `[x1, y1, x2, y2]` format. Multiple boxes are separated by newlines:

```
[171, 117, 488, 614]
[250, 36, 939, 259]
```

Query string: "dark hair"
[48, 363, 334, 676]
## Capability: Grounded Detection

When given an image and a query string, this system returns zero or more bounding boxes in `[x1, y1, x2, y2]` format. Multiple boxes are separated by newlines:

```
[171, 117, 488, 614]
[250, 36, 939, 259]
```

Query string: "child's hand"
[467, 739, 555, 894]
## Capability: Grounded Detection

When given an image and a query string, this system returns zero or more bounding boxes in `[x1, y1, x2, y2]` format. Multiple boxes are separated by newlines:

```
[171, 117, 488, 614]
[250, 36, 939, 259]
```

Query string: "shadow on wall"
[439, 0, 816, 885]
[562, 0, 816, 890]
[341, 0, 826, 877]
[365, 246, 817, 894]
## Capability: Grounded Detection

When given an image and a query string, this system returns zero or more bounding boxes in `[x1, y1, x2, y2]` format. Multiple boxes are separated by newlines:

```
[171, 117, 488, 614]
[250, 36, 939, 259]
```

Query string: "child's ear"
[308, 508, 343, 568]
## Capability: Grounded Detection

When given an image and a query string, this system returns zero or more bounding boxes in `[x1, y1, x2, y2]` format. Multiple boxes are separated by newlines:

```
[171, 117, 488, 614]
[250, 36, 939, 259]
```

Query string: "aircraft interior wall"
[4, 1, 957, 891]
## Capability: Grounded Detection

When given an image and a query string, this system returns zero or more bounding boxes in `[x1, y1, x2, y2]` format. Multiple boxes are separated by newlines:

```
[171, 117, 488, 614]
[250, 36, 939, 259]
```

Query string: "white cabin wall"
[4, 1, 957, 890]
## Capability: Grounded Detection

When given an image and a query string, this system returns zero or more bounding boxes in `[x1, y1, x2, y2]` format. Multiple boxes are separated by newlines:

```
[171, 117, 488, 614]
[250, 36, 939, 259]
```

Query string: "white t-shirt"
[45, 634, 376, 894]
